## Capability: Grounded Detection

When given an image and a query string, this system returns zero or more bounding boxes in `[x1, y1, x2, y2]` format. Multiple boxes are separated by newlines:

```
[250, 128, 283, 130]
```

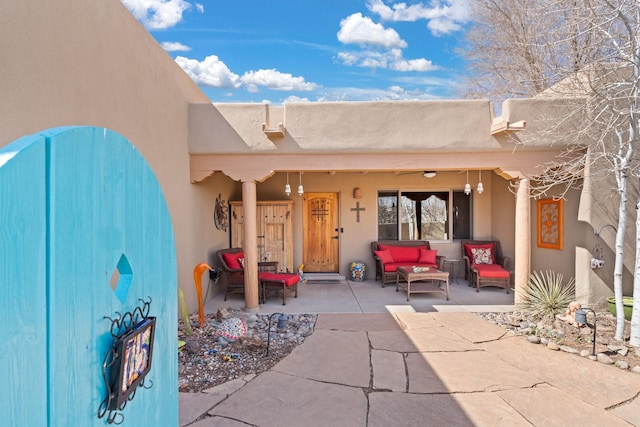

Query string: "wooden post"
[241, 181, 260, 310]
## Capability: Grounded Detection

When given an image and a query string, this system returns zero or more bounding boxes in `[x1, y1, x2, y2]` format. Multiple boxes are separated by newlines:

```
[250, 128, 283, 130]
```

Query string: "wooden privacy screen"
[0, 127, 177, 426]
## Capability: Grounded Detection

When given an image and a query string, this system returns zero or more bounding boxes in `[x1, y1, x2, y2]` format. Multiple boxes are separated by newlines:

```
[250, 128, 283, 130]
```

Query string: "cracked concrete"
[180, 312, 640, 426]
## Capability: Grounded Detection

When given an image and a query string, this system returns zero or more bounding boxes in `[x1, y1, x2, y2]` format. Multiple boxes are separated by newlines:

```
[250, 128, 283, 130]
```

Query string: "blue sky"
[121, 0, 472, 104]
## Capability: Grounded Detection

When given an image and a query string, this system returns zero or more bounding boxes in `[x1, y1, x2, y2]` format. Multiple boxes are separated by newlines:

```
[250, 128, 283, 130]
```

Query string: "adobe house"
[0, 0, 626, 315]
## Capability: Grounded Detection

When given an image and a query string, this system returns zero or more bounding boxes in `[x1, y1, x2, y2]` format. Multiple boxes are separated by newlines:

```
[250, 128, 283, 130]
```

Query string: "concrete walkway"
[179, 311, 640, 426]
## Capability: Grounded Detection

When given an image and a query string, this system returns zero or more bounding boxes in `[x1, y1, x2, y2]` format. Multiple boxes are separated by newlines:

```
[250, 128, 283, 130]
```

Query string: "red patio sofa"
[371, 240, 445, 287]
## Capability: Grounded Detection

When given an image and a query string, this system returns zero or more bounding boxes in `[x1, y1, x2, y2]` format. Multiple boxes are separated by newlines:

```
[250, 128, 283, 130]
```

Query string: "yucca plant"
[519, 270, 575, 323]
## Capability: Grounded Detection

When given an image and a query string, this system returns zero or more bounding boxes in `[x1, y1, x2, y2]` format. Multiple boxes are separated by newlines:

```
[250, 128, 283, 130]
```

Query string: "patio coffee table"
[396, 266, 449, 301]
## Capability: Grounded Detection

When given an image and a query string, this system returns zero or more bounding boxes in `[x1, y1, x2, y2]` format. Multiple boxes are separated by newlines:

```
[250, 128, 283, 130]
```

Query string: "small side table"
[442, 259, 461, 283]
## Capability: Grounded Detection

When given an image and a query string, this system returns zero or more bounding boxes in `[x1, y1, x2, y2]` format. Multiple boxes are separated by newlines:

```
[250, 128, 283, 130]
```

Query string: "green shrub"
[519, 270, 575, 322]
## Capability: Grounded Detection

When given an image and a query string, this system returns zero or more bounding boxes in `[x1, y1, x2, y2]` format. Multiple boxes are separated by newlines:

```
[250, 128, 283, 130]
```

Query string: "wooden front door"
[302, 192, 340, 272]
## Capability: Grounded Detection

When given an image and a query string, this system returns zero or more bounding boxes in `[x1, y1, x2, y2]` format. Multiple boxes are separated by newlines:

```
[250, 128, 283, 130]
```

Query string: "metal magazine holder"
[98, 297, 156, 424]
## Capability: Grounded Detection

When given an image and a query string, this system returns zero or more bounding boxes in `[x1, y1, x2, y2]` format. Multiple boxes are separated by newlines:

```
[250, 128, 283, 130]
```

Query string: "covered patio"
[191, 100, 580, 312]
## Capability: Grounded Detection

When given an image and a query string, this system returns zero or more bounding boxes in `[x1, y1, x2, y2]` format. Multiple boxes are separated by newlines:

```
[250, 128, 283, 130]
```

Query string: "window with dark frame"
[377, 190, 472, 241]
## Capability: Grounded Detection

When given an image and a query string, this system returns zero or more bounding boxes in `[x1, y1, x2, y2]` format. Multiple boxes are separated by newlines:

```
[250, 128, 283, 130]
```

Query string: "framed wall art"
[537, 198, 563, 250]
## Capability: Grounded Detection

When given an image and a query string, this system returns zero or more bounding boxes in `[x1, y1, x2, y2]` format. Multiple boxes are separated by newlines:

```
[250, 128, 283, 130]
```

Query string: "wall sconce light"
[477, 170, 484, 194]
[464, 170, 471, 195]
[284, 172, 291, 196]
[266, 312, 288, 356]
[575, 307, 597, 356]
[594, 224, 617, 236]
[353, 187, 362, 199]
[298, 172, 304, 196]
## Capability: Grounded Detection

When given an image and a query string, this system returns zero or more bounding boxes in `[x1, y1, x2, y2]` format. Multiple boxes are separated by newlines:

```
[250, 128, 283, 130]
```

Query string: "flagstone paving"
[179, 312, 640, 426]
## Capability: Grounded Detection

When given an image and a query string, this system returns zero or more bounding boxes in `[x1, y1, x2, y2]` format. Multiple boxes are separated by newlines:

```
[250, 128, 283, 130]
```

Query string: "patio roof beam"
[190, 150, 565, 183]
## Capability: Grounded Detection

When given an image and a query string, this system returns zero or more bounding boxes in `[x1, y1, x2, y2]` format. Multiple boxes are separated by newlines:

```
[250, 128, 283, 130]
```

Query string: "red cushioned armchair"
[216, 248, 247, 301]
[461, 240, 513, 293]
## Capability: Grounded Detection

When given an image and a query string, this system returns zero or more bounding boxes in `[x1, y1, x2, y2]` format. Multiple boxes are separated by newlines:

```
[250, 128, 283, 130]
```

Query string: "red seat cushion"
[375, 249, 394, 265]
[260, 272, 299, 286]
[472, 264, 509, 278]
[223, 251, 244, 269]
[384, 262, 436, 272]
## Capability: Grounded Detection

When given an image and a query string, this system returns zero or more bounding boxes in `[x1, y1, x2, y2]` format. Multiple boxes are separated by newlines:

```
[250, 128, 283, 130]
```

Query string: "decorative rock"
[607, 344, 628, 356]
[536, 321, 548, 330]
[528, 335, 541, 344]
[560, 345, 579, 354]
[597, 353, 615, 365]
[615, 360, 629, 370]
[631, 366, 640, 374]
[589, 354, 597, 361]
[579, 349, 591, 357]
[540, 337, 549, 345]
[547, 342, 560, 351]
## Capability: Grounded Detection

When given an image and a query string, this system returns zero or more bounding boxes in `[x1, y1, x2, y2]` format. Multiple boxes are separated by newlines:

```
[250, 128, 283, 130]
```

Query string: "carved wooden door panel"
[302, 192, 339, 272]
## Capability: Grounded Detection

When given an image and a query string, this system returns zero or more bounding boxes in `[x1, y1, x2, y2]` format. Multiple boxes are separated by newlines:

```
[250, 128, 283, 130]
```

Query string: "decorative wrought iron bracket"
[97, 297, 154, 425]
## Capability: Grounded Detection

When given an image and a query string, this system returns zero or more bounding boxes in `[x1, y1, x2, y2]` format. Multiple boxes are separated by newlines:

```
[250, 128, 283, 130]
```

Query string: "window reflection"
[378, 190, 471, 240]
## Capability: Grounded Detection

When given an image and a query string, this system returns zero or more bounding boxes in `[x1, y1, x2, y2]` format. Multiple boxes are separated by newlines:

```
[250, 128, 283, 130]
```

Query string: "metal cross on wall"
[351, 202, 365, 222]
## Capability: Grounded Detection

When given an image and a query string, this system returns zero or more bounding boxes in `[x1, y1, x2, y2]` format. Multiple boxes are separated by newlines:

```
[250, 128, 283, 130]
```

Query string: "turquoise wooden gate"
[0, 127, 177, 426]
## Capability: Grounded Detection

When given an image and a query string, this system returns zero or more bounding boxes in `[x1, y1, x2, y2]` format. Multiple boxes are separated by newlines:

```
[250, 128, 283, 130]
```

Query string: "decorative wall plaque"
[537, 199, 563, 250]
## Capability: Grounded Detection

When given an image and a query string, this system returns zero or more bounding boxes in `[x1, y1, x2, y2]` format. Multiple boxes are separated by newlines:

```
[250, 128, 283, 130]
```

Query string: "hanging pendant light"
[477, 170, 484, 194]
[284, 172, 291, 196]
[297, 172, 304, 196]
[464, 170, 471, 195]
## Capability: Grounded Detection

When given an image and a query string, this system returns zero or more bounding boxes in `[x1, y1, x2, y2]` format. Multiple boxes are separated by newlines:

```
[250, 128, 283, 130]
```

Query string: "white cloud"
[240, 69, 319, 92]
[284, 96, 311, 103]
[336, 49, 437, 72]
[121, 0, 191, 30]
[195, 3, 204, 13]
[337, 13, 407, 49]
[391, 58, 438, 72]
[316, 85, 441, 102]
[174, 55, 241, 88]
[161, 41, 191, 52]
[366, 0, 471, 36]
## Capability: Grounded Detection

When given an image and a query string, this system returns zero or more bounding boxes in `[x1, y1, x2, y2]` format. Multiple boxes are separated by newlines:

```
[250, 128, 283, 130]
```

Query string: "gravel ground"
[178, 309, 317, 393]
[478, 310, 640, 370]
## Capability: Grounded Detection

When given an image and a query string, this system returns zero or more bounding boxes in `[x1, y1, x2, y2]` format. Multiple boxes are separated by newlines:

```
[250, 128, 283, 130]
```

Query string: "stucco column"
[241, 181, 260, 311]
[514, 178, 531, 304]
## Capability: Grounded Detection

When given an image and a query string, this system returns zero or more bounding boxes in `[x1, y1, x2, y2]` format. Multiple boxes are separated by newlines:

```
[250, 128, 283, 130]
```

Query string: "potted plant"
[607, 296, 633, 321]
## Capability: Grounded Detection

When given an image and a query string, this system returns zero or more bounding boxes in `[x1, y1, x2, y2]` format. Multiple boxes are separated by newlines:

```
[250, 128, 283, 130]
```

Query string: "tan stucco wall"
[491, 174, 517, 261]
[0, 0, 212, 312]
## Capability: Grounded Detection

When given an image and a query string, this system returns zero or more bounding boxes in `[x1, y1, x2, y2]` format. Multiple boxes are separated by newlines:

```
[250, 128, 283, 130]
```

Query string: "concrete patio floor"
[203, 275, 515, 316]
